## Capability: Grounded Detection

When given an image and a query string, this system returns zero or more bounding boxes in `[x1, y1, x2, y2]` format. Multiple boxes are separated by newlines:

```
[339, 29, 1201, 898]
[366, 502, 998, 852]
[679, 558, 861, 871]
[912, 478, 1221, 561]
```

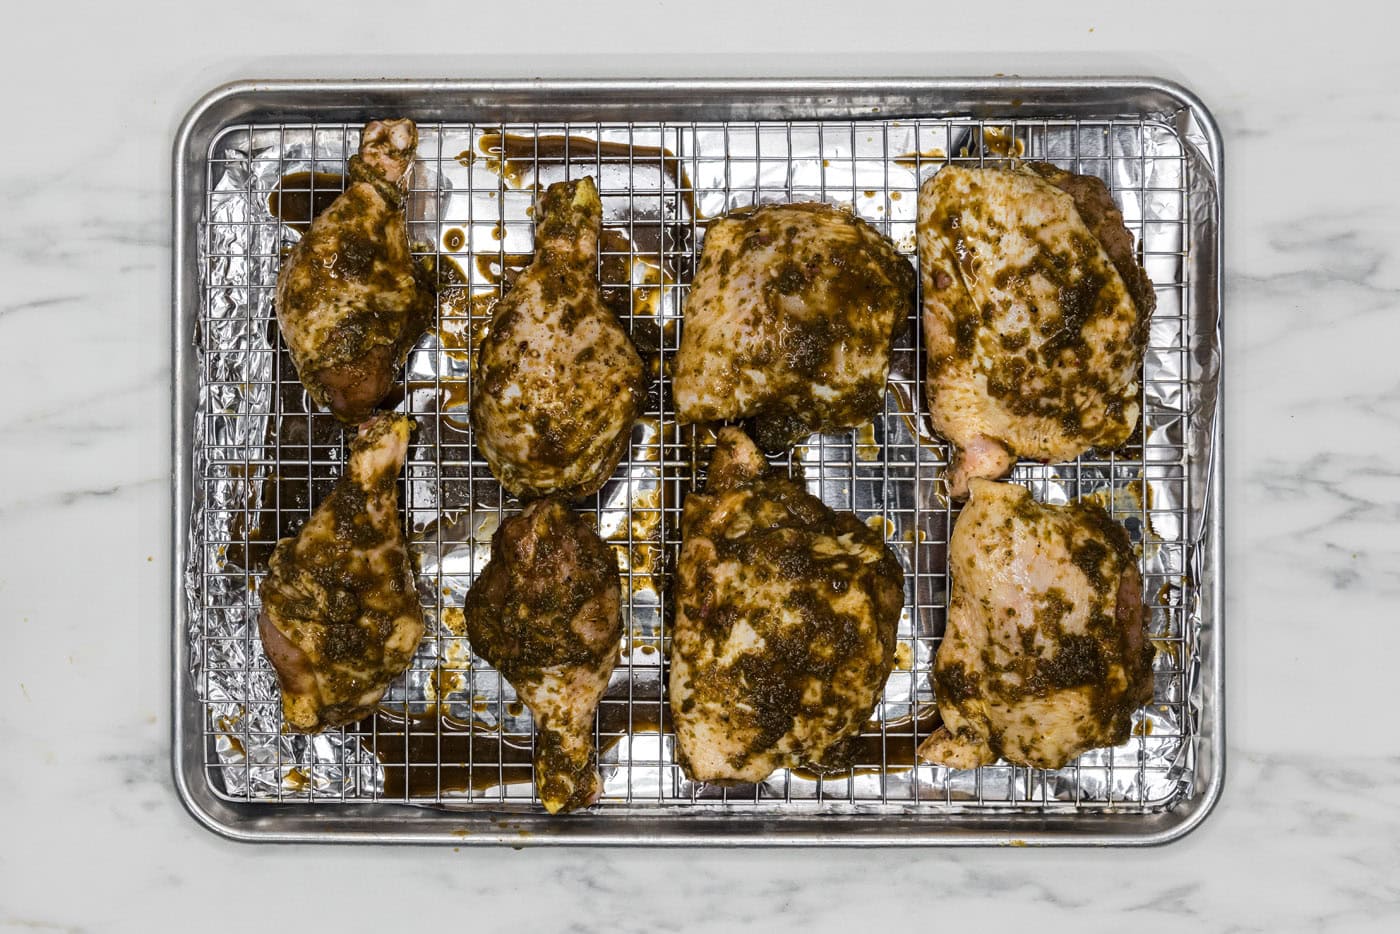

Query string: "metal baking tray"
[172, 78, 1223, 845]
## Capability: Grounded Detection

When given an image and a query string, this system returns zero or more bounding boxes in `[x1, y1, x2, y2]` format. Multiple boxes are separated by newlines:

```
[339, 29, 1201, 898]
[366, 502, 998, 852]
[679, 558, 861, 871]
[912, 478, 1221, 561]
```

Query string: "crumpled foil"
[188, 114, 1216, 814]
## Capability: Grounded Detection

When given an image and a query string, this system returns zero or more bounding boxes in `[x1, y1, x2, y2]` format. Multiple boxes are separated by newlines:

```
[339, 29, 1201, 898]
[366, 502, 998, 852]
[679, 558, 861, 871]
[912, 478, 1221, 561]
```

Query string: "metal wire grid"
[193, 114, 1199, 815]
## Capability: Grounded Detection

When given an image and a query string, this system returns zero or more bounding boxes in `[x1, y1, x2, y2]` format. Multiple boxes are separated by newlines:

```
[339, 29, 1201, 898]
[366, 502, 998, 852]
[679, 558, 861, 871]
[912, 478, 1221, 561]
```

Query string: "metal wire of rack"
[192, 113, 1200, 818]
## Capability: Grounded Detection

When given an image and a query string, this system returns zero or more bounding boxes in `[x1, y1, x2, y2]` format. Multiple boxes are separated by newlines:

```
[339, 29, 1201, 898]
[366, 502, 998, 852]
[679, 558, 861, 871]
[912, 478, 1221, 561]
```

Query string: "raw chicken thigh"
[674, 203, 914, 451]
[918, 163, 1154, 497]
[920, 479, 1154, 770]
[670, 428, 905, 783]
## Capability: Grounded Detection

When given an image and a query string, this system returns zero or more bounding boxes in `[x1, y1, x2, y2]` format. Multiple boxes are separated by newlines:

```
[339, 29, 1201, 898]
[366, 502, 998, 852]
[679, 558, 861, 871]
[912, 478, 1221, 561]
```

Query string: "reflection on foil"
[189, 117, 1212, 814]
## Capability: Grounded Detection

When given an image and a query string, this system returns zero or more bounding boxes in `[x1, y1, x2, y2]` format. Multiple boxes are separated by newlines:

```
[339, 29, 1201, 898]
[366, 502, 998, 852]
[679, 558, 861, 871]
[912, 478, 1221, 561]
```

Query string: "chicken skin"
[470, 176, 645, 500]
[464, 499, 623, 813]
[920, 479, 1154, 770]
[257, 415, 424, 732]
[670, 428, 905, 783]
[674, 203, 915, 451]
[918, 163, 1154, 497]
[274, 119, 434, 424]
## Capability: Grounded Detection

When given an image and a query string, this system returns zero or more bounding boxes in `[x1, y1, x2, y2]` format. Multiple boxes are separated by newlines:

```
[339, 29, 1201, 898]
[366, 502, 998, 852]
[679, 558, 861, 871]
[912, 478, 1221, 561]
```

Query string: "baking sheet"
[172, 79, 1223, 844]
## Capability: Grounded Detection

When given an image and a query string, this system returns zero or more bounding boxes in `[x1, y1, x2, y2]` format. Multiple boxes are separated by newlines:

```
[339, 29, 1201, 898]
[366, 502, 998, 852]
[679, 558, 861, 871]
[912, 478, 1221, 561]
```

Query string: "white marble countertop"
[2, 0, 1398, 930]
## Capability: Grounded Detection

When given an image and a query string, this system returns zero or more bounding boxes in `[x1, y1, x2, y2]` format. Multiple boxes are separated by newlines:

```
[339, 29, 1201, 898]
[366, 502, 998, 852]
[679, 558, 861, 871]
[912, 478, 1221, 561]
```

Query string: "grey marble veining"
[2, 0, 1399, 931]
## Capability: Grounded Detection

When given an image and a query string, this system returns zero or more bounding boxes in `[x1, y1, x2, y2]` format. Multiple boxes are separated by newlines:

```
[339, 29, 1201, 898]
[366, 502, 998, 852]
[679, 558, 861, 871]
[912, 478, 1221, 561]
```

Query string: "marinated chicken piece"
[674, 203, 915, 451]
[918, 163, 1154, 497]
[471, 176, 645, 500]
[257, 414, 424, 732]
[275, 119, 433, 424]
[670, 428, 905, 783]
[464, 499, 622, 813]
[920, 479, 1154, 770]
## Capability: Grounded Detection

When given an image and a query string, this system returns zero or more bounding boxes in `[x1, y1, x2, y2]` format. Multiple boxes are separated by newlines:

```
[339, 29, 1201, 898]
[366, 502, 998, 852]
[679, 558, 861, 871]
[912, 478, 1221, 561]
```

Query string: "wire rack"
[191, 113, 1203, 817]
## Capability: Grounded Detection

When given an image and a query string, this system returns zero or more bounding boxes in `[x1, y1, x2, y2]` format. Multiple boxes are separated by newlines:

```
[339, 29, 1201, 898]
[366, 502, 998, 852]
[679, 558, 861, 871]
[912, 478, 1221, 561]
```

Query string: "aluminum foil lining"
[188, 113, 1215, 814]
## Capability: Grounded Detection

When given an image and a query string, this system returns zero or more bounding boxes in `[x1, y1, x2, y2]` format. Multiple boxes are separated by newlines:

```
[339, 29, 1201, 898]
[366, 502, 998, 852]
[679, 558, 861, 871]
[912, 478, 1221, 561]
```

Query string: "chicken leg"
[257, 414, 424, 732]
[470, 176, 645, 500]
[274, 119, 434, 424]
[464, 499, 623, 813]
